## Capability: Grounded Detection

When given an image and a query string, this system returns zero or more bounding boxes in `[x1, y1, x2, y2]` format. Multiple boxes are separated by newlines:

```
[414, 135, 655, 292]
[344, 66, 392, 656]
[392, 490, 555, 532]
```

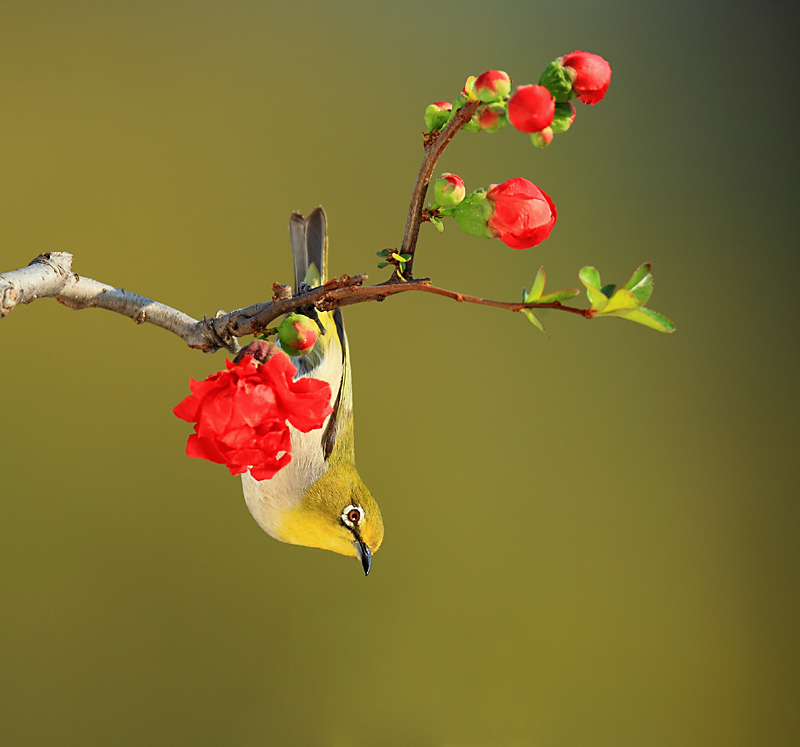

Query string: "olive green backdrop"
[1, 1, 797, 745]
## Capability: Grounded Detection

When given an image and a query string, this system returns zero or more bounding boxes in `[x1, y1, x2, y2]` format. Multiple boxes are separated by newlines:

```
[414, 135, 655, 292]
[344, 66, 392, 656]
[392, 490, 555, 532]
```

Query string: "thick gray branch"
[0, 253, 370, 353]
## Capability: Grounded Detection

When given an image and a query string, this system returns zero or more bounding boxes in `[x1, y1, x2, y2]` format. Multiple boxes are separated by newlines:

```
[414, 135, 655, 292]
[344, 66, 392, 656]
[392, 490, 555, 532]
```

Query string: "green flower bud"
[474, 70, 512, 103]
[538, 59, 575, 102]
[475, 102, 508, 133]
[424, 101, 453, 133]
[530, 127, 554, 148]
[452, 188, 495, 239]
[433, 173, 466, 207]
[550, 102, 576, 134]
[277, 313, 318, 356]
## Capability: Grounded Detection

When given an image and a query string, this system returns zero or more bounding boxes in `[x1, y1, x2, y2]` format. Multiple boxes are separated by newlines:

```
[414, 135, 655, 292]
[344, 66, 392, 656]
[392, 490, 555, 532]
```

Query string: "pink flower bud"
[474, 102, 508, 133]
[486, 178, 557, 250]
[433, 173, 466, 207]
[507, 85, 555, 134]
[474, 70, 511, 103]
[424, 101, 453, 132]
[559, 51, 612, 105]
[530, 127, 553, 148]
[277, 313, 318, 356]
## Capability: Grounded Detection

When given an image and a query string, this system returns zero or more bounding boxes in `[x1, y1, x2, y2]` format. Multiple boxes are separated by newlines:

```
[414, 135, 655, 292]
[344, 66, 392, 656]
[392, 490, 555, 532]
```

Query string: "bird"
[240, 207, 383, 575]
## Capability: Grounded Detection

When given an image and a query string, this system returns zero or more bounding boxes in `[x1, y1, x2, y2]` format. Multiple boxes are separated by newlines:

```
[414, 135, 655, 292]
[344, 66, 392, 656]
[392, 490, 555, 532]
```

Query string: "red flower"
[560, 51, 612, 105]
[486, 178, 557, 250]
[173, 354, 332, 481]
[507, 85, 555, 133]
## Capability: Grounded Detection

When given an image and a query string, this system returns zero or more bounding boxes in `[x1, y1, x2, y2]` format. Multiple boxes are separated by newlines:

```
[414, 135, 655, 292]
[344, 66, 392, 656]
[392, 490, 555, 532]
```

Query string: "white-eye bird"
[241, 207, 383, 575]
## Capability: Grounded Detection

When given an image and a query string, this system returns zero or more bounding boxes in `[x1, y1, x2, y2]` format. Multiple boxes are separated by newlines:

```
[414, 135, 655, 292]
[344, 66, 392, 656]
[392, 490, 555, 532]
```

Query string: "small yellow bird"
[240, 207, 384, 574]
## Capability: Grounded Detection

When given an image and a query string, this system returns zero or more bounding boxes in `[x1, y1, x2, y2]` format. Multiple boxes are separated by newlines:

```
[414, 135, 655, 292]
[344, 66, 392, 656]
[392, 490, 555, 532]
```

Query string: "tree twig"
[398, 99, 479, 280]
[0, 252, 591, 354]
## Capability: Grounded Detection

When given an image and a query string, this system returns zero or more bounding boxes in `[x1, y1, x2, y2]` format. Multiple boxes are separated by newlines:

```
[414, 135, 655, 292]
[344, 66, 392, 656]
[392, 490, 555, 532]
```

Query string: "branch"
[399, 99, 479, 279]
[0, 252, 238, 352]
[1, 252, 591, 353]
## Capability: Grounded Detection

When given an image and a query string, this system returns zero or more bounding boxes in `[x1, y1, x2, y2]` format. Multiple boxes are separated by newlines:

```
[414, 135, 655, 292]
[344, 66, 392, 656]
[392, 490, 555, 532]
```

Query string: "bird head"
[276, 461, 383, 575]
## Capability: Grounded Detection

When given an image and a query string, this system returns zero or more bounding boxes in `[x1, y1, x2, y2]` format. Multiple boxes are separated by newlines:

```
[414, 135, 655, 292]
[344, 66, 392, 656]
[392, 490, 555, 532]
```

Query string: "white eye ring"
[341, 504, 364, 528]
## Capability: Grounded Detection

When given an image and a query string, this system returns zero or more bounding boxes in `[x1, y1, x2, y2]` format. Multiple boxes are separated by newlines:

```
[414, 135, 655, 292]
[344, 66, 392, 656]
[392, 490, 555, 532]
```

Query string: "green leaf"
[579, 266, 608, 310]
[586, 285, 608, 311]
[599, 288, 640, 313]
[579, 266, 602, 290]
[377, 261, 390, 268]
[525, 267, 546, 302]
[376, 249, 390, 258]
[601, 306, 676, 333]
[600, 283, 617, 297]
[621, 263, 654, 305]
[621, 263, 651, 290]
[537, 287, 581, 303]
[399, 254, 412, 261]
[430, 217, 445, 233]
[521, 308, 545, 333]
[391, 253, 406, 263]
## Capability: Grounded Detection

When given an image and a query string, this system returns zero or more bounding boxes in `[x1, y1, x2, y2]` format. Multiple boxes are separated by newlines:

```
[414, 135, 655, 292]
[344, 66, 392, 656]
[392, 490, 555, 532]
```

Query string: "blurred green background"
[1, 1, 797, 745]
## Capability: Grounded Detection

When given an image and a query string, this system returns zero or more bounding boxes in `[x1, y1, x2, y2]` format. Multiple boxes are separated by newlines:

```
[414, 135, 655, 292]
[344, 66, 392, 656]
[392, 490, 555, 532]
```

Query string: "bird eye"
[341, 505, 364, 527]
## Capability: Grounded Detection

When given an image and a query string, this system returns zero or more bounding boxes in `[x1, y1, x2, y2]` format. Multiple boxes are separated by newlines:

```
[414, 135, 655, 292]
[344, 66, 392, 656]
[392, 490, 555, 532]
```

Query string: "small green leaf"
[621, 263, 652, 291]
[586, 285, 608, 311]
[431, 217, 445, 233]
[399, 254, 412, 261]
[537, 287, 581, 303]
[579, 266, 602, 290]
[525, 267, 546, 302]
[391, 253, 405, 263]
[599, 288, 640, 313]
[377, 261, 390, 268]
[600, 306, 676, 333]
[377, 249, 390, 258]
[600, 283, 617, 297]
[522, 308, 545, 333]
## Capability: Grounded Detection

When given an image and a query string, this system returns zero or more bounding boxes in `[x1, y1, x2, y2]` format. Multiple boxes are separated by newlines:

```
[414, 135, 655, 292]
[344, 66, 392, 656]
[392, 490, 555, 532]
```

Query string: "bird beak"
[354, 538, 372, 576]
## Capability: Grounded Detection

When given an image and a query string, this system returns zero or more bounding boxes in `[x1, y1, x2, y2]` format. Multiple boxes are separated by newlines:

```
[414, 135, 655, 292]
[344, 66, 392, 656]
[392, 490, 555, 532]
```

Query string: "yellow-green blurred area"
[1, 0, 797, 744]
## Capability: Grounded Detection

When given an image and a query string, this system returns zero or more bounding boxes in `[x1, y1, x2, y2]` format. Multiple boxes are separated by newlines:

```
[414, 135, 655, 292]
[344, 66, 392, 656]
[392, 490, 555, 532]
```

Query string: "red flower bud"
[474, 102, 508, 133]
[277, 313, 318, 356]
[433, 173, 466, 207]
[173, 354, 333, 481]
[474, 70, 511, 103]
[486, 177, 557, 250]
[452, 178, 557, 250]
[424, 101, 452, 132]
[559, 51, 611, 105]
[507, 85, 555, 133]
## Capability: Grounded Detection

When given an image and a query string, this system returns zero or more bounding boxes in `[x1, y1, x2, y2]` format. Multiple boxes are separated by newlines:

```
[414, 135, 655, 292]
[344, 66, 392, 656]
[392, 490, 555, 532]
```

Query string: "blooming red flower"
[486, 178, 557, 250]
[507, 85, 555, 133]
[173, 353, 332, 481]
[560, 51, 612, 105]
[474, 70, 511, 103]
